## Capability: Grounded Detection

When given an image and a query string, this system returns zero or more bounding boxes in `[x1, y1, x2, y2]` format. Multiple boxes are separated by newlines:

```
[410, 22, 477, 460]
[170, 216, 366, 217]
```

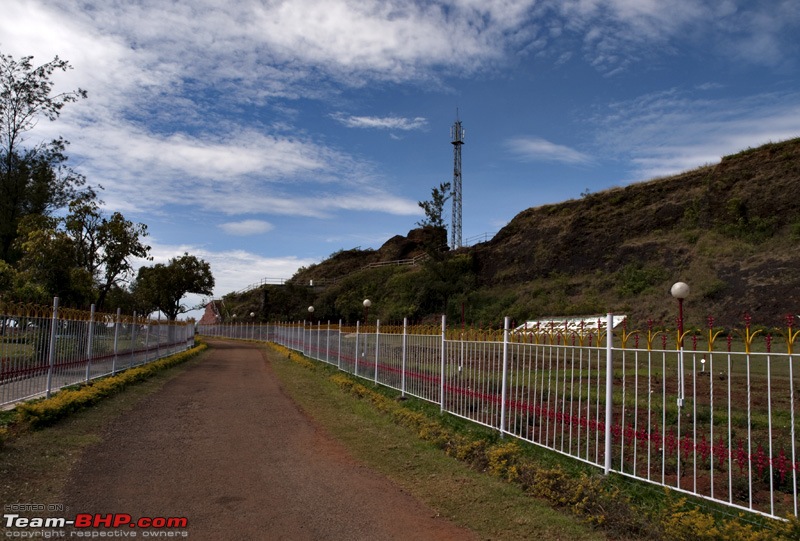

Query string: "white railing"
[1, 297, 196, 408]
[463, 231, 496, 246]
[199, 315, 799, 521]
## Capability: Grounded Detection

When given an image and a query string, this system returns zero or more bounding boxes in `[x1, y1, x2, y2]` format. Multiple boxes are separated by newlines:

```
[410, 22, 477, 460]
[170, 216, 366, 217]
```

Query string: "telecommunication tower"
[450, 115, 464, 249]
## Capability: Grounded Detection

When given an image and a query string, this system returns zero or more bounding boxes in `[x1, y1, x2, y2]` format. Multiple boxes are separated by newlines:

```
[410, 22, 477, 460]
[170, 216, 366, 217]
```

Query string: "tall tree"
[13, 203, 150, 308]
[64, 195, 151, 309]
[13, 214, 94, 306]
[0, 52, 90, 261]
[417, 182, 451, 229]
[415, 182, 452, 258]
[95, 212, 150, 309]
[132, 253, 214, 320]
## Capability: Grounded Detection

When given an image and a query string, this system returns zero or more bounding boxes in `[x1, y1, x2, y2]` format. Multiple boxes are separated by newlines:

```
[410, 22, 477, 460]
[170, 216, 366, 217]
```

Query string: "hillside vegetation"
[223, 137, 800, 330]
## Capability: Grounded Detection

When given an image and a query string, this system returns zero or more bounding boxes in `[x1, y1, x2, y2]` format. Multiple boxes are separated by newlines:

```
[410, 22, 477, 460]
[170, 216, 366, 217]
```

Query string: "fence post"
[156, 313, 161, 358]
[374, 319, 380, 384]
[500, 316, 510, 438]
[402, 318, 407, 397]
[112, 308, 121, 375]
[355, 321, 360, 376]
[85, 304, 95, 383]
[130, 311, 137, 367]
[326, 320, 330, 364]
[440, 314, 446, 413]
[45, 296, 59, 398]
[604, 312, 614, 475]
[144, 315, 151, 363]
[337, 319, 342, 370]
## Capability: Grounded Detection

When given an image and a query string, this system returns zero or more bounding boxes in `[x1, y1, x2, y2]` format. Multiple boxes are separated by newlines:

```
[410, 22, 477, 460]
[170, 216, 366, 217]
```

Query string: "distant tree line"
[0, 51, 213, 319]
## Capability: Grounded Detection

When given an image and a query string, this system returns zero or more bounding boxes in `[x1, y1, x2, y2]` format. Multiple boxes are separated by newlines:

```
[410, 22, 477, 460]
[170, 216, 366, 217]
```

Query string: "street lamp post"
[362, 299, 372, 368]
[671, 281, 689, 414]
[308, 306, 315, 355]
[671, 281, 690, 348]
[363, 299, 371, 324]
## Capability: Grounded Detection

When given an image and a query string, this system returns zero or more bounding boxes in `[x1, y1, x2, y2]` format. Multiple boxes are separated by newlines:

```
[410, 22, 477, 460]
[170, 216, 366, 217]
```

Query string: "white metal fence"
[1, 297, 196, 408]
[199, 315, 800, 521]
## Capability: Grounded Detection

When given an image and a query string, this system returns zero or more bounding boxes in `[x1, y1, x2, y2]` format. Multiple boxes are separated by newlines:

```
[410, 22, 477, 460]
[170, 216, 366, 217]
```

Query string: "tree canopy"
[1, 52, 91, 262]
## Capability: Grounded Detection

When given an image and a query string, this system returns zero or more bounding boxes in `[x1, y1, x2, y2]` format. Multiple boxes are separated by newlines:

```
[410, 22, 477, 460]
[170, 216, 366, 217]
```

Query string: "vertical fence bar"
[604, 313, 613, 475]
[112, 308, 121, 375]
[355, 321, 360, 376]
[130, 311, 137, 368]
[747, 352, 753, 509]
[156, 313, 161, 358]
[338, 320, 342, 370]
[144, 318, 150, 364]
[375, 319, 380, 384]
[767, 351, 774, 516]
[45, 297, 59, 398]
[440, 315, 446, 413]
[791, 353, 798, 517]
[500, 316, 509, 437]
[85, 304, 95, 382]
[692, 352, 697, 493]
[709, 351, 715, 499]
[326, 321, 330, 364]
[402, 318, 407, 397]
[677, 340, 684, 489]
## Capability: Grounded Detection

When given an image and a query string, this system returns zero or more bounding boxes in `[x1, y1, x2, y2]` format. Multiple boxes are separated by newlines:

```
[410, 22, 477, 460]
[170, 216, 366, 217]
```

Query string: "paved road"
[63, 340, 476, 540]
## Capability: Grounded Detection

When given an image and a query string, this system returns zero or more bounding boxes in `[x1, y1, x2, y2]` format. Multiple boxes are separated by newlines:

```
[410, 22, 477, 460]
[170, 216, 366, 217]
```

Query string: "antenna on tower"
[450, 112, 464, 249]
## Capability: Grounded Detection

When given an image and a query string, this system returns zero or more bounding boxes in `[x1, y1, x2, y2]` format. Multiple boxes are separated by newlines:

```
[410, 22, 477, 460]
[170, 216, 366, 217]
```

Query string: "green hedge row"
[11, 340, 208, 430]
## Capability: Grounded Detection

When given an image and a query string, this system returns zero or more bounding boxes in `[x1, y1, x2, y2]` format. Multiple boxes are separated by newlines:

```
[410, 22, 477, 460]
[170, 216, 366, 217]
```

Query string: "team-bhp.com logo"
[4, 513, 188, 536]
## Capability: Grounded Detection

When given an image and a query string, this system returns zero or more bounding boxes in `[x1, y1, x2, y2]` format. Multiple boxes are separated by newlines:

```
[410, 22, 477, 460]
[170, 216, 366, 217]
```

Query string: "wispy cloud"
[592, 88, 800, 180]
[506, 136, 593, 165]
[331, 113, 428, 130]
[59, 116, 421, 218]
[219, 220, 274, 236]
[549, 0, 800, 74]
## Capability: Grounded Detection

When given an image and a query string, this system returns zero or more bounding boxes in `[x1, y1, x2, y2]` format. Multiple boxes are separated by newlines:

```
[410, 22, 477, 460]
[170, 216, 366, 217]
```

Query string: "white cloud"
[8, 0, 538, 100]
[331, 113, 428, 130]
[135, 241, 317, 319]
[141, 242, 312, 293]
[506, 136, 594, 165]
[219, 220, 274, 236]
[2, 1, 436, 225]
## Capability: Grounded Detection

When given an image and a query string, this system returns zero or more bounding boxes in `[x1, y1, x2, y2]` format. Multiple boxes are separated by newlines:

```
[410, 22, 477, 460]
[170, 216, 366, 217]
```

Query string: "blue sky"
[3, 0, 800, 318]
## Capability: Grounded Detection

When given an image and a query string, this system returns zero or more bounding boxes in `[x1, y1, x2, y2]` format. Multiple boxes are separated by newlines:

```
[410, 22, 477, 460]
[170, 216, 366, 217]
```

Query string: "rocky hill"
[224, 137, 800, 330]
[470, 138, 800, 328]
